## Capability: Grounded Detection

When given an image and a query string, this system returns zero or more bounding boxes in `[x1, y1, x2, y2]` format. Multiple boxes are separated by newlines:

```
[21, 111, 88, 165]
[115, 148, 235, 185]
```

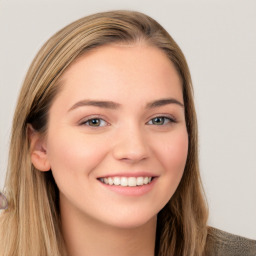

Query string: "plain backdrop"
[0, 0, 255, 239]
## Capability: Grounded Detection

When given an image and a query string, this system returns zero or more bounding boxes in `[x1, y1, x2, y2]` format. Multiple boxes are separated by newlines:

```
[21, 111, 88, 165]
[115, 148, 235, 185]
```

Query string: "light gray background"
[0, 0, 255, 239]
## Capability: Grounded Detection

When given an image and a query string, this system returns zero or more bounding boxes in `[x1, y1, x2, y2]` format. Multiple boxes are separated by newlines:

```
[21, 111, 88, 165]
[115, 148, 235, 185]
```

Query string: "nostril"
[112, 145, 149, 163]
[111, 131, 149, 162]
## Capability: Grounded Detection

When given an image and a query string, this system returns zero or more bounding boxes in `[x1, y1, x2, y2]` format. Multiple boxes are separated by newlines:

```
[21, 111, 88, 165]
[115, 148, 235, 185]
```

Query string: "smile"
[99, 177, 153, 187]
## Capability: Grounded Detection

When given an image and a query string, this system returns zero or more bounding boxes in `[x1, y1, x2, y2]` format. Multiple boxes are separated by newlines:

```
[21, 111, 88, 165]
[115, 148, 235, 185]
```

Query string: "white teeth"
[128, 177, 137, 187]
[113, 177, 120, 185]
[143, 177, 149, 184]
[120, 177, 128, 186]
[108, 177, 114, 185]
[137, 177, 144, 186]
[99, 176, 153, 186]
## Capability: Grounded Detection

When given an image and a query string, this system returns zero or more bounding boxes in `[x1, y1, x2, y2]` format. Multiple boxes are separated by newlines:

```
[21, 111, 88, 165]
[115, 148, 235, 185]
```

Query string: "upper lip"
[97, 172, 158, 179]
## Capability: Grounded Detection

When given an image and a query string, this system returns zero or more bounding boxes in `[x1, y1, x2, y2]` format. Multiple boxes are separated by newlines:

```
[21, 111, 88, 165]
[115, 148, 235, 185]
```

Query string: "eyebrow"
[68, 98, 184, 112]
[68, 100, 121, 111]
[146, 98, 184, 108]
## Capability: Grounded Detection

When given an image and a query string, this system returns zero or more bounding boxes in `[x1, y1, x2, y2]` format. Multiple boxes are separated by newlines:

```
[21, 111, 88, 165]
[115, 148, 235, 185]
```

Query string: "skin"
[30, 43, 188, 256]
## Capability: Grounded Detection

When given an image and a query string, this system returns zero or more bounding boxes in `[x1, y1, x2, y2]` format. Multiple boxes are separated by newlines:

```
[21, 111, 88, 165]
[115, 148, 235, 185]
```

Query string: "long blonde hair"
[0, 10, 208, 256]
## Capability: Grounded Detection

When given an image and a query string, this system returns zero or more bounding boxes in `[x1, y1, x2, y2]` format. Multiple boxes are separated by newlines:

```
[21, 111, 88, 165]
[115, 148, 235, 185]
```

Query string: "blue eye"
[82, 118, 107, 127]
[148, 116, 175, 125]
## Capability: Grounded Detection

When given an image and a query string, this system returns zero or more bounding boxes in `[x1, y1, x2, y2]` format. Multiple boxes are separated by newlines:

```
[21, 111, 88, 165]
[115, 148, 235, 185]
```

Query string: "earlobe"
[27, 124, 51, 172]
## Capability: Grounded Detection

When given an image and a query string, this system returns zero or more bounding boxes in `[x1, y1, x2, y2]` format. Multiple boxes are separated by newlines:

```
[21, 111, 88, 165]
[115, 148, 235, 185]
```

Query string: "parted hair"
[0, 10, 208, 256]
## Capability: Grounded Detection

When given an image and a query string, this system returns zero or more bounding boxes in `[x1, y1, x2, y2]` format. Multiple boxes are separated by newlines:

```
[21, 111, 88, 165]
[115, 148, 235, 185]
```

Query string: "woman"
[0, 10, 255, 256]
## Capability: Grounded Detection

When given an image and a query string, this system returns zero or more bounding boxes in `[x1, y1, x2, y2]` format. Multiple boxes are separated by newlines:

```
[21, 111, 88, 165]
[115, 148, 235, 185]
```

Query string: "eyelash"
[81, 118, 108, 127]
[147, 116, 176, 126]
[80, 115, 176, 127]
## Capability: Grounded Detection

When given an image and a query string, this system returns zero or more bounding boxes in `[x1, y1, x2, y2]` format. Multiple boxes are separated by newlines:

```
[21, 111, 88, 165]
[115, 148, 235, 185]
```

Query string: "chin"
[101, 212, 157, 230]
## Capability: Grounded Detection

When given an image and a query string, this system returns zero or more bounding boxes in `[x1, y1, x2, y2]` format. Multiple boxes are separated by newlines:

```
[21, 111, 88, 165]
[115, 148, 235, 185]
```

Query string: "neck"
[60, 200, 157, 256]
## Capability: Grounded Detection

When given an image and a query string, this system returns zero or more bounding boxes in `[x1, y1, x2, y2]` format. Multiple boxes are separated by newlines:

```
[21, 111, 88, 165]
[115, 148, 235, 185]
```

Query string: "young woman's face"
[44, 44, 188, 228]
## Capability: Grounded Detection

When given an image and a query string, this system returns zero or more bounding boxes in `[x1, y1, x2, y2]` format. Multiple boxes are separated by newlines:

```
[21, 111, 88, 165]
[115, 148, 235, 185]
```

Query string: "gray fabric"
[205, 227, 256, 256]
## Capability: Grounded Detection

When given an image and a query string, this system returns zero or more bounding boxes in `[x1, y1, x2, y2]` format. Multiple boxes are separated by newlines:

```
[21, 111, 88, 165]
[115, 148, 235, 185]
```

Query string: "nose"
[112, 125, 150, 163]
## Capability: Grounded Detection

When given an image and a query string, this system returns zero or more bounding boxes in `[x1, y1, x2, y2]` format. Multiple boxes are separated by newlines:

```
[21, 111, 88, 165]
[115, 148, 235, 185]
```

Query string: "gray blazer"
[204, 227, 256, 256]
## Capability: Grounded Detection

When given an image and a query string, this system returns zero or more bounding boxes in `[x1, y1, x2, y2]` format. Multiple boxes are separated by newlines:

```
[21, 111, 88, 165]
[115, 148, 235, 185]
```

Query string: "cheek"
[158, 130, 188, 177]
[148, 129, 188, 211]
[46, 130, 109, 178]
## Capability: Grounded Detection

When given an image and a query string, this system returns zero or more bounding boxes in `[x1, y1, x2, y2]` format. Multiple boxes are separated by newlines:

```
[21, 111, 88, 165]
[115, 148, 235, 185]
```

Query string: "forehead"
[54, 43, 183, 108]
[63, 42, 180, 78]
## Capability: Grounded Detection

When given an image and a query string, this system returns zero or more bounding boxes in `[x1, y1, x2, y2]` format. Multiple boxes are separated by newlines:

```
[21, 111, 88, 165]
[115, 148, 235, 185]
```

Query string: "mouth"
[97, 176, 155, 187]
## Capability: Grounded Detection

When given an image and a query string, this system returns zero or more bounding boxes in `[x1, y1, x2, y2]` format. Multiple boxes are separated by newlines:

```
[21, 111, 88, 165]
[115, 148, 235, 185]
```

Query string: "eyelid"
[77, 114, 177, 127]
[146, 114, 177, 125]
[79, 115, 109, 127]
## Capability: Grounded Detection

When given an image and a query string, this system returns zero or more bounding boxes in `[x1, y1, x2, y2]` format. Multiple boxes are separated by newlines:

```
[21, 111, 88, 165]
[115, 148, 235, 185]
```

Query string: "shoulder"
[204, 226, 256, 256]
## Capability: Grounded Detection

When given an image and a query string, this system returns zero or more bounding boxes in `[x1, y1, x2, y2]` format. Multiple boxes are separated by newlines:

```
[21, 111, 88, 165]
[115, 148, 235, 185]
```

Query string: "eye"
[81, 118, 108, 127]
[147, 116, 175, 125]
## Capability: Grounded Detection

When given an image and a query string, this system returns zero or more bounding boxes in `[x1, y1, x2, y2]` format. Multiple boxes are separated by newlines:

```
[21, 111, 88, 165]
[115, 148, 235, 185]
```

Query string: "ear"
[27, 124, 51, 172]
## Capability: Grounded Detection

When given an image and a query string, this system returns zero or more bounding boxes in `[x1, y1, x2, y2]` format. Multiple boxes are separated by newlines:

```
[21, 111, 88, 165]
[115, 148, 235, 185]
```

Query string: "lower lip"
[98, 178, 157, 196]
